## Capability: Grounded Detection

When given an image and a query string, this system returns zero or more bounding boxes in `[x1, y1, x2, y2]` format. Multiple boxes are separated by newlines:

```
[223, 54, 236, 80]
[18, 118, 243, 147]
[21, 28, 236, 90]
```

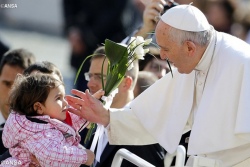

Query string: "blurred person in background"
[62, 0, 142, 93]
[231, 0, 250, 44]
[139, 46, 172, 79]
[203, 0, 237, 34]
[0, 48, 36, 154]
[0, 38, 9, 61]
[133, 71, 158, 97]
[174, 0, 237, 34]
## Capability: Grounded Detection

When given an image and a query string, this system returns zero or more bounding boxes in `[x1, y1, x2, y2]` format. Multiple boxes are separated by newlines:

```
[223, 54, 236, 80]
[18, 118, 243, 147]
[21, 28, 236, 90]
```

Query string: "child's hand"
[29, 154, 40, 167]
[84, 149, 95, 166]
[92, 89, 105, 99]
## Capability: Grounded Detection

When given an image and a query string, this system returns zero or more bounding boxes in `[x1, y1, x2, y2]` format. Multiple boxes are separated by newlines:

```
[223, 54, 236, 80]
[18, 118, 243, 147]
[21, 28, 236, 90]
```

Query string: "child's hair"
[23, 61, 63, 82]
[8, 73, 64, 116]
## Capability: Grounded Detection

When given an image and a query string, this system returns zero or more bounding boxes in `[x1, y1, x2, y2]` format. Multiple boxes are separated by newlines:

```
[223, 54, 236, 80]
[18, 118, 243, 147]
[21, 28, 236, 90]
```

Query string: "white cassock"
[107, 30, 250, 166]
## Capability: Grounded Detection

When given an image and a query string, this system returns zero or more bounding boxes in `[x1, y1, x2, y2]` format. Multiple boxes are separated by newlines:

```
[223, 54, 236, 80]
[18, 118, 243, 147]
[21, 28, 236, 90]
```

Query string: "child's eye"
[3, 81, 12, 88]
[56, 96, 62, 101]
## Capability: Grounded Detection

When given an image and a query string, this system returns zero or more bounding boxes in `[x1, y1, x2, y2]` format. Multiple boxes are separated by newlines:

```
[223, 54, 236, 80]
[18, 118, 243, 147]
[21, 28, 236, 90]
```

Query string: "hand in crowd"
[135, 0, 167, 38]
[66, 89, 109, 126]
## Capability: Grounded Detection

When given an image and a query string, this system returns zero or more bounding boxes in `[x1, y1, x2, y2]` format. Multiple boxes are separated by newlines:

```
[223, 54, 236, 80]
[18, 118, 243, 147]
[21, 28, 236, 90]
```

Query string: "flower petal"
[135, 46, 144, 57]
[144, 38, 152, 45]
[127, 61, 134, 70]
[136, 36, 144, 45]
[144, 48, 149, 53]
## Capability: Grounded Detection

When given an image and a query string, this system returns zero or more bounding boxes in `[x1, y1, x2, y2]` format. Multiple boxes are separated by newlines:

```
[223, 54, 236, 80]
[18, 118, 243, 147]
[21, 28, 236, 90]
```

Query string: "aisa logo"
[1, 4, 18, 8]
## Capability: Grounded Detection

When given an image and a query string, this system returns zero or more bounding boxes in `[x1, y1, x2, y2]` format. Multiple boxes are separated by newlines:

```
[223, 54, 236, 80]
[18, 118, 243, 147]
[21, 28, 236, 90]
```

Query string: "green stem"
[84, 123, 96, 145]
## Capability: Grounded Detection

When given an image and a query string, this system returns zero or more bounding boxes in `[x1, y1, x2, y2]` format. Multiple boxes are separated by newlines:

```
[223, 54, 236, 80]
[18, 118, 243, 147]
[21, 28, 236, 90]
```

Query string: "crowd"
[0, 0, 250, 166]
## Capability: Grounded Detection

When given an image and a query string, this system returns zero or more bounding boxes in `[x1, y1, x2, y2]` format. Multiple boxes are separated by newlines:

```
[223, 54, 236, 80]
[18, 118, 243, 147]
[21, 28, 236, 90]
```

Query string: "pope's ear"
[185, 41, 196, 56]
[33, 102, 43, 115]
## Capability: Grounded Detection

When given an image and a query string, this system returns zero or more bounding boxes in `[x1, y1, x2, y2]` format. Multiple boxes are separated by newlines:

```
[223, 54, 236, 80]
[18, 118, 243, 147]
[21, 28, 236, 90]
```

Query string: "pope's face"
[155, 21, 195, 74]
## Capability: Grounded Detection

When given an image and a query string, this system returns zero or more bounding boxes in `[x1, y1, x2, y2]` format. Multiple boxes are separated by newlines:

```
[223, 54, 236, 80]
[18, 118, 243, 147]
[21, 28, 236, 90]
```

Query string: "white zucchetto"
[161, 4, 210, 32]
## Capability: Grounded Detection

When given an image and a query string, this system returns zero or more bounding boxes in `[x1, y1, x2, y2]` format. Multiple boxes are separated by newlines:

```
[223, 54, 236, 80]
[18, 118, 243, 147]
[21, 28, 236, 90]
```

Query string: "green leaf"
[84, 123, 96, 144]
[103, 39, 129, 96]
[74, 54, 94, 85]
[105, 39, 127, 65]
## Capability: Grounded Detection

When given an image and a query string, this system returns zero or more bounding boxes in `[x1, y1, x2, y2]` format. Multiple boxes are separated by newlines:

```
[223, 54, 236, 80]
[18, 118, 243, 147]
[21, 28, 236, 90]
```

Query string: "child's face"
[42, 85, 68, 121]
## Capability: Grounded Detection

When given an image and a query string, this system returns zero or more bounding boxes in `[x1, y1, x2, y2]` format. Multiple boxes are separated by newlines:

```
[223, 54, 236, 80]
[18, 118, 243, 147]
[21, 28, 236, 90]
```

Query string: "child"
[1, 73, 102, 167]
[0, 61, 64, 162]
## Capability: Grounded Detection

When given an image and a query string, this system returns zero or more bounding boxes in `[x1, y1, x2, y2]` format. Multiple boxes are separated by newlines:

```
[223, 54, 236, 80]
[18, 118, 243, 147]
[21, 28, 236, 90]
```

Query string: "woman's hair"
[24, 61, 63, 82]
[8, 73, 63, 116]
[168, 25, 214, 46]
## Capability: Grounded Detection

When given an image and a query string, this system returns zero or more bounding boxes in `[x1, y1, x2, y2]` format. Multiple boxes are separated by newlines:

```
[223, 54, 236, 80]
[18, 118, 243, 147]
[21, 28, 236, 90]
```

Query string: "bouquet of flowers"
[75, 36, 154, 97]
[74, 36, 172, 144]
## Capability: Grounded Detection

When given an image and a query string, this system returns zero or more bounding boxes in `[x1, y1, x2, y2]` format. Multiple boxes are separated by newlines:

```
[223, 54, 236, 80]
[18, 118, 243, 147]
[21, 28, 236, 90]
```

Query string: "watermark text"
[1, 4, 17, 8]
[1, 159, 22, 166]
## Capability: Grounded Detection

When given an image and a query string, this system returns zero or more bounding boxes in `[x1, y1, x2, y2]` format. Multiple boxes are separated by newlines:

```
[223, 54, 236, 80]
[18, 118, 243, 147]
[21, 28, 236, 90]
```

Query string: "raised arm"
[134, 0, 167, 38]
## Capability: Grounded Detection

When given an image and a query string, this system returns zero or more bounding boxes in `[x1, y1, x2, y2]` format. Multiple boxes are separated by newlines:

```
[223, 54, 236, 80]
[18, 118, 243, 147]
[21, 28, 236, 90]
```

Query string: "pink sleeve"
[68, 112, 88, 131]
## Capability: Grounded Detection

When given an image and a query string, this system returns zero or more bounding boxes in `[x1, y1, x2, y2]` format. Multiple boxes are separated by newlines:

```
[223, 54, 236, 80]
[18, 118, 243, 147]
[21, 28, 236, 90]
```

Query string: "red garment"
[1, 112, 89, 167]
[65, 111, 73, 126]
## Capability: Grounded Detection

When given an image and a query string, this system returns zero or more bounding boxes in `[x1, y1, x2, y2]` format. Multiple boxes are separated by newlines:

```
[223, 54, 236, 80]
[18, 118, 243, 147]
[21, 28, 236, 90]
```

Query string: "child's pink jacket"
[1, 111, 89, 167]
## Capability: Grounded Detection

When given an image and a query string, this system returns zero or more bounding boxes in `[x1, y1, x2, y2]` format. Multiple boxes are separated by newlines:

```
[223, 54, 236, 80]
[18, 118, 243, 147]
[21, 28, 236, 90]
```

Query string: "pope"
[66, 4, 250, 166]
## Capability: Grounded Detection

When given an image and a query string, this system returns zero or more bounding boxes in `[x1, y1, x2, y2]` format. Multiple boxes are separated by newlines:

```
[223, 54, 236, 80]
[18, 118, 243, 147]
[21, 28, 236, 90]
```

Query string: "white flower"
[135, 46, 145, 60]
[129, 37, 136, 48]
[144, 48, 149, 54]
[144, 38, 152, 45]
[128, 36, 152, 61]
[127, 59, 134, 71]
[135, 36, 144, 45]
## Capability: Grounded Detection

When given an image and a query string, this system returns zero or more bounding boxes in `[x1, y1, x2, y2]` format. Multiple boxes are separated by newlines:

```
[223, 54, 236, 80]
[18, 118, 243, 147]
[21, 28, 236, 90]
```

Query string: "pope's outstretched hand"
[65, 89, 110, 126]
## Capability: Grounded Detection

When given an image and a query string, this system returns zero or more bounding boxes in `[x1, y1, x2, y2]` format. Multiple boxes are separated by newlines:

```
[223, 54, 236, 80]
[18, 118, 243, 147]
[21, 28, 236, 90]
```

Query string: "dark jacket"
[0, 123, 8, 155]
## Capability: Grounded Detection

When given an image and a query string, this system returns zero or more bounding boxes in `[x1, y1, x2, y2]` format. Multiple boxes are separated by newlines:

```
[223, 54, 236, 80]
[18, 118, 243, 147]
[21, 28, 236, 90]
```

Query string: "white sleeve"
[107, 107, 157, 145]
